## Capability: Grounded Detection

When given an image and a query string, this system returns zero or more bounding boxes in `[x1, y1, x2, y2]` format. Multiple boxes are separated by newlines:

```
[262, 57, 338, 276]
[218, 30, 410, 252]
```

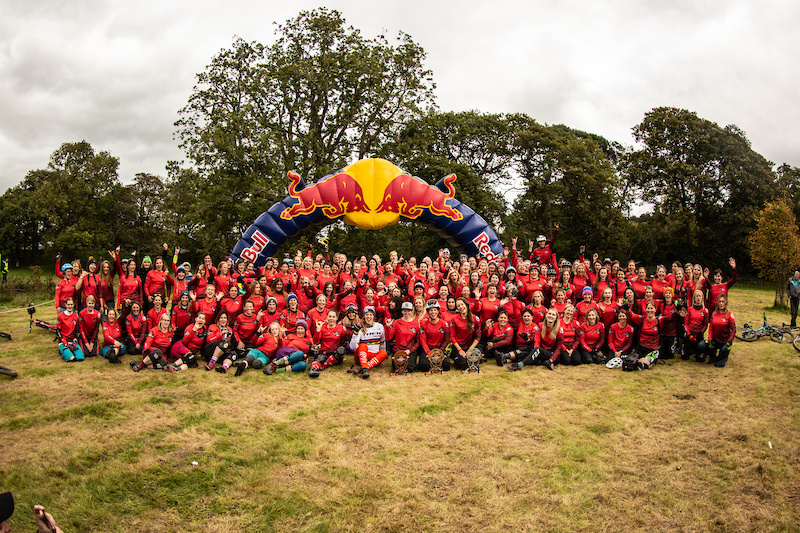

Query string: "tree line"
[1, 7, 798, 281]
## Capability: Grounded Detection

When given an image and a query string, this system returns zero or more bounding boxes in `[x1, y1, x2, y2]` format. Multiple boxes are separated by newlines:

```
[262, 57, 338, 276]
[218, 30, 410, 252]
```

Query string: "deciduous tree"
[749, 199, 800, 306]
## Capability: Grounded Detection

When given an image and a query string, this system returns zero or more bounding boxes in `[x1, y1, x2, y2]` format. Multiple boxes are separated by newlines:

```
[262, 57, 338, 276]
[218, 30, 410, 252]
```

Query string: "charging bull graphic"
[231, 158, 502, 266]
[281, 171, 370, 219]
[376, 173, 463, 220]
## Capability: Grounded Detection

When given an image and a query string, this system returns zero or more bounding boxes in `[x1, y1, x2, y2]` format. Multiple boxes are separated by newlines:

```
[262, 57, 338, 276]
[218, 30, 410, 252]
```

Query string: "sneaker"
[695, 354, 706, 363]
[263, 363, 274, 376]
[680, 352, 690, 361]
[109, 352, 120, 364]
[131, 364, 140, 372]
[205, 361, 215, 371]
[0, 366, 17, 378]
[129, 360, 138, 369]
[215, 365, 227, 373]
[308, 367, 319, 378]
[361, 368, 370, 379]
[543, 359, 554, 371]
[505, 364, 519, 372]
[234, 361, 246, 377]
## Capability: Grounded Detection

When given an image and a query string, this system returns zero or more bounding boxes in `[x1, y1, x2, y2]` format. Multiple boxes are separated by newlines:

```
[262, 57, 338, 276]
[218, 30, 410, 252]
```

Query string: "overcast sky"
[1, 0, 798, 193]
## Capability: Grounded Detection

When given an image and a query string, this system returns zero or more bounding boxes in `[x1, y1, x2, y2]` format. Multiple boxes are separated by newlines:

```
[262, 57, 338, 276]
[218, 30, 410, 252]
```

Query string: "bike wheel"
[770, 330, 793, 343]
[794, 334, 800, 353]
[736, 329, 758, 342]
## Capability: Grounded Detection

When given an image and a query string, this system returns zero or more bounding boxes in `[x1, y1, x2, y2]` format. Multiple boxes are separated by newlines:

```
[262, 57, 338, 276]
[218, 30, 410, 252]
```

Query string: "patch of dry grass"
[1, 287, 799, 532]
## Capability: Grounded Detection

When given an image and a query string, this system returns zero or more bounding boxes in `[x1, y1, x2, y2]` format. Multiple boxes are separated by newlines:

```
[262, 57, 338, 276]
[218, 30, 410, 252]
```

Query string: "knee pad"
[245, 353, 256, 364]
[185, 353, 198, 368]
[251, 358, 264, 369]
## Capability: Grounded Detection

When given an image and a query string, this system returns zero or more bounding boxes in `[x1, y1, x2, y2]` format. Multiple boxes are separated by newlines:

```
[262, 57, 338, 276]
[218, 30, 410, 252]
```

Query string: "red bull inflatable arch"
[231, 158, 503, 265]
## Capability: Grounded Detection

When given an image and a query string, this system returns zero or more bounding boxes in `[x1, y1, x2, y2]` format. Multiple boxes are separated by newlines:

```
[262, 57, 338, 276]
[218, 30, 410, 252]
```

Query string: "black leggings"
[520, 347, 554, 367]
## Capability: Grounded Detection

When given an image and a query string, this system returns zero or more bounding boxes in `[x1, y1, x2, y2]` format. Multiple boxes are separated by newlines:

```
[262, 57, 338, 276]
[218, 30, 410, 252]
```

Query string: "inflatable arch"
[231, 158, 503, 265]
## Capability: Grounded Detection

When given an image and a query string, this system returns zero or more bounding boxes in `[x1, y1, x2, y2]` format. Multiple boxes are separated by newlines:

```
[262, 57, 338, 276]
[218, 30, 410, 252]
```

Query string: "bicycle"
[27, 303, 59, 341]
[735, 313, 795, 343]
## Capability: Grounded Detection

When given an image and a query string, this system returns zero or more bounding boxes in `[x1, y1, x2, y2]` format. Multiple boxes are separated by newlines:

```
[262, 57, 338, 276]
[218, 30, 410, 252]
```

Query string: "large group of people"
[51, 233, 738, 378]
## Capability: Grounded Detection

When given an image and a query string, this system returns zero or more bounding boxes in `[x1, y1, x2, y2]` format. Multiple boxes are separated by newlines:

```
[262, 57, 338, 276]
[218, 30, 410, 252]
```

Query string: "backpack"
[622, 354, 639, 371]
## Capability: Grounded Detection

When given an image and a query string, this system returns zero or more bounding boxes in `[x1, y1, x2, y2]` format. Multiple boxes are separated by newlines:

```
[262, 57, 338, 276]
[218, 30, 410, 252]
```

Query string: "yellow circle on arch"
[342, 158, 403, 229]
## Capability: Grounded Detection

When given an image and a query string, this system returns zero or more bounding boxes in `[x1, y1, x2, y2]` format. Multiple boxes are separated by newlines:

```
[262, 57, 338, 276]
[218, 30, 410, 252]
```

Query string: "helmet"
[536, 235, 546, 242]
[61, 264, 73, 273]
[426, 299, 440, 310]
[547, 268, 557, 276]
[561, 260, 572, 268]
[606, 357, 623, 369]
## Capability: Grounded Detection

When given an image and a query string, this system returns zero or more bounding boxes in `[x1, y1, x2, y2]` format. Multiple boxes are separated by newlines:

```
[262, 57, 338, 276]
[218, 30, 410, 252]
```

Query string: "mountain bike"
[735, 314, 794, 343]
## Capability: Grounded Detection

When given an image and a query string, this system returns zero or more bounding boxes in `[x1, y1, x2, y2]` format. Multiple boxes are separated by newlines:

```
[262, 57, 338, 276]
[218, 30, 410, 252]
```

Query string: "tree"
[382, 111, 511, 227]
[626, 107, 777, 267]
[776, 163, 800, 221]
[28, 141, 122, 257]
[505, 114, 629, 259]
[174, 8, 436, 256]
[749, 199, 800, 306]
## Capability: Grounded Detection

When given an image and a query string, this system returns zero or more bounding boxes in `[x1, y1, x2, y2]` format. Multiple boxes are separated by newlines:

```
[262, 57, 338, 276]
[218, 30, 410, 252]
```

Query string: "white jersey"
[349, 322, 386, 353]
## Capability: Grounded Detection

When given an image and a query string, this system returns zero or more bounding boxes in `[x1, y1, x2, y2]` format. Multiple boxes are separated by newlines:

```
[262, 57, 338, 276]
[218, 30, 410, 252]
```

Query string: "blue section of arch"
[231, 174, 503, 266]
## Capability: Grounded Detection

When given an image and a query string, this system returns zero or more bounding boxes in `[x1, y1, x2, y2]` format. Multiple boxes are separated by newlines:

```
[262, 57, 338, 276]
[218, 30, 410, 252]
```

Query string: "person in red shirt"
[575, 287, 599, 325]
[449, 297, 481, 366]
[55, 264, 78, 312]
[308, 309, 348, 378]
[528, 225, 558, 266]
[219, 285, 244, 321]
[131, 314, 175, 372]
[658, 288, 681, 360]
[626, 300, 671, 368]
[204, 311, 241, 373]
[476, 283, 503, 330]
[144, 256, 171, 312]
[57, 297, 83, 362]
[509, 307, 562, 371]
[558, 305, 581, 365]
[607, 310, 634, 360]
[237, 321, 282, 375]
[125, 302, 148, 356]
[75, 257, 104, 311]
[706, 294, 735, 367]
[578, 308, 606, 364]
[484, 310, 515, 366]
[101, 308, 126, 363]
[280, 293, 305, 334]
[233, 300, 261, 349]
[117, 257, 143, 322]
[306, 294, 329, 338]
[168, 312, 207, 370]
[386, 302, 423, 372]
[504, 308, 537, 366]
[264, 320, 312, 375]
[192, 284, 219, 323]
[683, 289, 710, 362]
[596, 287, 619, 334]
[78, 295, 102, 358]
[702, 258, 737, 310]
[171, 290, 193, 342]
[146, 294, 168, 332]
[419, 300, 458, 370]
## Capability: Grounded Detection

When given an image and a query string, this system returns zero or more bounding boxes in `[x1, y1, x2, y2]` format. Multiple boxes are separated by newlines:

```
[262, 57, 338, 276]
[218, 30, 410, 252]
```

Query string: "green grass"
[1, 287, 799, 532]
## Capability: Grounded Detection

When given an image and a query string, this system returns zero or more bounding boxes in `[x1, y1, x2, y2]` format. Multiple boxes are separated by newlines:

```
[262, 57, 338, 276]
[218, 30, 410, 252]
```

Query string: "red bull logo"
[473, 232, 497, 261]
[279, 159, 463, 229]
[376, 173, 463, 221]
[281, 171, 369, 219]
[240, 230, 271, 262]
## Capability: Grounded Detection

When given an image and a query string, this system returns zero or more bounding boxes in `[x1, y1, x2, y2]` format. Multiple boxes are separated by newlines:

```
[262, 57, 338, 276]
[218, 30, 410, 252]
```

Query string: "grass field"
[1, 287, 799, 532]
